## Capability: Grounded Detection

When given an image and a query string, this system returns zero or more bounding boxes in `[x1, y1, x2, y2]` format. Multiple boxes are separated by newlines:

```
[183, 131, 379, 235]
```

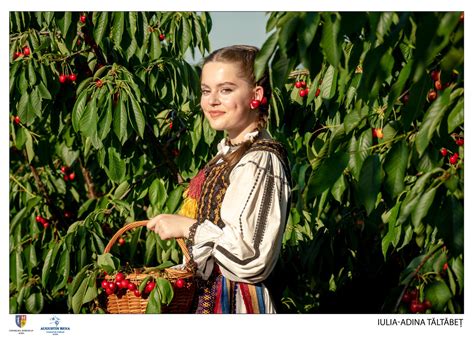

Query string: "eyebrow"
[201, 82, 237, 88]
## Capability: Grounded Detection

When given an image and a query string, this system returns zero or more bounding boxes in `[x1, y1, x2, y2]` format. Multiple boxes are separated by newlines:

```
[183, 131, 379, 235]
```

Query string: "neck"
[227, 124, 259, 145]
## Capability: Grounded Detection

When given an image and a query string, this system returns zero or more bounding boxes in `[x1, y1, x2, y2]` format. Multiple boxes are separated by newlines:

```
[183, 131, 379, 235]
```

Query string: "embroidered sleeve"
[189, 150, 291, 283]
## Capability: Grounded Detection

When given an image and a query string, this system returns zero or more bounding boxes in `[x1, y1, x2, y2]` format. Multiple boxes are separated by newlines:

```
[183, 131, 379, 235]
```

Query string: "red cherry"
[410, 300, 424, 313]
[250, 99, 260, 109]
[80, 15, 87, 23]
[145, 281, 156, 293]
[456, 138, 464, 146]
[60, 166, 68, 174]
[295, 81, 302, 88]
[440, 148, 448, 157]
[68, 172, 76, 181]
[449, 154, 458, 164]
[35, 215, 44, 223]
[43, 222, 49, 229]
[108, 282, 116, 291]
[459, 12, 464, 23]
[63, 174, 69, 181]
[402, 93, 409, 104]
[260, 97, 268, 106]
[96, 79, 103, 88]
[118, 237, 125, 246]
[14, 116, 21, 125]
[423, 299, 432, 309]
[13, 51, 22, 60]
[434, 80, 442, 91]
[428, 89, 437, 102]
[175, 279, 185, 288]
[299, 89, 308, 97]
[300, 81, 307, 88]
[59, 74, 67, 83]
[127, 282, 137, 291]
[443, 262, 449, 271]
[64, 211, 72, 218]
[23, 46, 30, 56]
[115, 272, 125, 282]
[159, 33, 165, 41]
[431, 70, 440, 82]
[402, 292, 411, 303]
[105, 287, 114, 295]
[69, 73, 77, 81]
[169, 122, 173, 129]
[315, 88, 321, 97]
[134, 289, 141, 297]
[101, 280, 109, 289]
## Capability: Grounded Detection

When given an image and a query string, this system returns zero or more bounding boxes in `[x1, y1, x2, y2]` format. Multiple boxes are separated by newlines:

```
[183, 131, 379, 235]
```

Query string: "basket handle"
[103, 220, 191, 263]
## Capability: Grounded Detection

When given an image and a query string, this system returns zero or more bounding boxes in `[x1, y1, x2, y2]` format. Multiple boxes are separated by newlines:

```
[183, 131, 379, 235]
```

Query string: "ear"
[254, 85, 264, 101]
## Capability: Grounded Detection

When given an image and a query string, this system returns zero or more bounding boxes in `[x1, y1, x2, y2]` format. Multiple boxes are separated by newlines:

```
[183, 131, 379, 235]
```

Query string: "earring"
[250, 99, 261, 109]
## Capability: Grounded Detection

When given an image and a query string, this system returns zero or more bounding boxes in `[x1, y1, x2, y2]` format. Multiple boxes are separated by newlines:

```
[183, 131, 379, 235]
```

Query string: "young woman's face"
[200, 61, 261, 139]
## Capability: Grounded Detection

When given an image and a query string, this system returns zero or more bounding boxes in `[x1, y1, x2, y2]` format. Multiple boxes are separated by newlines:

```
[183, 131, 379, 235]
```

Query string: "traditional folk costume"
[178, 130, 291, 313]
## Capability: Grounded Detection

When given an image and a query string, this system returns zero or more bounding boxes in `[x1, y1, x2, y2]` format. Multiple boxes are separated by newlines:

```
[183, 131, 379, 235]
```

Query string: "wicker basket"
[101, 221, 195, 314]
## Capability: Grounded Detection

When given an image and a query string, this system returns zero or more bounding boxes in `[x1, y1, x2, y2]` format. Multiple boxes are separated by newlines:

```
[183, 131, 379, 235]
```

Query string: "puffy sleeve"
[187, 150, 291, 283]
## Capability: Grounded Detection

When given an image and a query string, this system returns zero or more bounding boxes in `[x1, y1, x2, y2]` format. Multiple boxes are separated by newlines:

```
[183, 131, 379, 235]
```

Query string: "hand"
[146, 214, 196, 240]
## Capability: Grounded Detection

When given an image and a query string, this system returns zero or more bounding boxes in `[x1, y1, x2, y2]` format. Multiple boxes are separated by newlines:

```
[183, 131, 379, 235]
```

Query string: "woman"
[147, 45, 291, 313]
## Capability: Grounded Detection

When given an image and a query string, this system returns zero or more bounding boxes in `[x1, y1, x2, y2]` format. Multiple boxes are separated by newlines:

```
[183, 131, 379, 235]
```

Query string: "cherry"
[431, 70, 440, 82]
[402, 292, 411, 303]
[127, 282, 137, 291]
[133, 289, 141, 297]
[68, 172, 76, 181]
[373, 128, 383, 139]
[295, 81, 302, 88]
[13, 51, 22, 60]
[402, 93, 409, 104]
[95, 79, 103, 88]
[443, 262, 449, 271]
[423, 299, 432, 309]
[261, 96, 268, 105]
[300, 81, 307, 88]
[36, 215, 44, 223]
[440, 148, 448, 157]
[434, 80, 442, 91]
[410, 300, 424, 313]
[250, 99, 260, 109]
[69, 73, 77, 82]
[14, 116, 21, 125]
[64, 211, 72, 218]
[169, 122, 173, 129]
[108, 282, 116, 292]
[63, 174, 69, 182]
[145, 281, 156, 293]
[105, 287, 115, 295]
[456, 138, 464, 146]
[23, 46, 30, 56]
[449, 153, 459, 164]
[159, 33, 165, 41]
[118, 237, 125, 246]
[60, 166, 68, 174]
[428, 89, 437, 102]
[80, 15, 87, 23]
[299, 88, 308, 97]
[315, 88, 321, 97]
[459, 12, 464, 23]
[175, 279, 185, 288]
[115, 272, 125, 282]
[101, 280, 109, 289]
[43, 222, 49, 229]
[59, 74, 67, 83]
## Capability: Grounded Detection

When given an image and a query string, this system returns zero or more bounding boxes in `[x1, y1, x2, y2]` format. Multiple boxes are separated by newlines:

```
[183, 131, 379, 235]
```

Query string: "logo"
[40, 315, 71, 335]
[15, 314, 27, 328]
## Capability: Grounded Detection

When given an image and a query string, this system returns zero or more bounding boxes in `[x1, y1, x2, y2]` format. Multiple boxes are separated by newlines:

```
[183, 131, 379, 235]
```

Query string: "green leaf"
[25, 290, 44, 314]
[447, 97, 464, 133]
[411, 186, 437, 228]
[320, 65, 337, 100]
[202, 117, 216, 145]
[27, 60, 37, 85]
[97, 253, 119, 274]
[348, 129, 372, 179]
[381, 202, 402, 259]
[165, 185, 184, 214]
[113, 94, 128, 144]
[180, 18, 192, 55]
[321, 13, 342, 67]
[425, 280, 452, 312]
[80, 96, 98, 138]
[37, 81, 52, 100]
[150, 31, 162, 61]
[145, 288, 162, 313]
[415, 87, 451, 156]
[383, 141, 409, 198]
[155, 277, 174, 305]
[145, 233, 157, 265]
[114, 181, 130, 200]
[129, 96, 145, 138]
[357, 155, 382, 215]
[82, 273, 98, 304]
[111, 12, 125, 47]
[149, 178, 167, 208]
[72, 90, 89, 132]
[306, 150, 349, 200]
[107, 147, 126, 183]
[190, 114, 202, 153]
[255, 32, 278, 81]
[41, 244, 59, 286]
[93, 12, 109, 44]
[72, 275, 89, 314]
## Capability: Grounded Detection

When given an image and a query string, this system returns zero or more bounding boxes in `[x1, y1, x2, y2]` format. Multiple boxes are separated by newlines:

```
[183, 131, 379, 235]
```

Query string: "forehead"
[201, 61, 248, 84]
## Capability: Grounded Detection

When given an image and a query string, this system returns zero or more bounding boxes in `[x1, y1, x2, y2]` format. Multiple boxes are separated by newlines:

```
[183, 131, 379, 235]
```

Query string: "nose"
[207, 91, 220, 106]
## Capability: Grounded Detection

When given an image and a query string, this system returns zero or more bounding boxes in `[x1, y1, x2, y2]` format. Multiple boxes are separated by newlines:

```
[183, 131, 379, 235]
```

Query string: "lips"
[208, 110, 225, 118]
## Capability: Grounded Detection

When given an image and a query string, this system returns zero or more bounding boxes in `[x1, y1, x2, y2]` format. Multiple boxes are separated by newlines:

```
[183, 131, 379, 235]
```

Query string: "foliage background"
[8, 10, 465, 316]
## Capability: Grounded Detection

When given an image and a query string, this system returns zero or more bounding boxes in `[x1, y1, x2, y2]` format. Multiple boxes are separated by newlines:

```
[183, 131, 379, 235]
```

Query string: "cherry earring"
[250, 99, 261, 109]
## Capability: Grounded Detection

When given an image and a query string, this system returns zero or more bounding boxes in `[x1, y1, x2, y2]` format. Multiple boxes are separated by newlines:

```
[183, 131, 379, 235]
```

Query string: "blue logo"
[15, 314, 27, 328]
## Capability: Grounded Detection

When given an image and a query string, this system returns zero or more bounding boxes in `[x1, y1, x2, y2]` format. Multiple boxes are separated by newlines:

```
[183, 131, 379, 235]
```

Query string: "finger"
[146, 220, 155, 230]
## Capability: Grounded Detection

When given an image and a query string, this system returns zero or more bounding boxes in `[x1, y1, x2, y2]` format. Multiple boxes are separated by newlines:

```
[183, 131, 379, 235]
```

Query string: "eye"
[221, 88, 233, 94]
[201, 89, 210, 95]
